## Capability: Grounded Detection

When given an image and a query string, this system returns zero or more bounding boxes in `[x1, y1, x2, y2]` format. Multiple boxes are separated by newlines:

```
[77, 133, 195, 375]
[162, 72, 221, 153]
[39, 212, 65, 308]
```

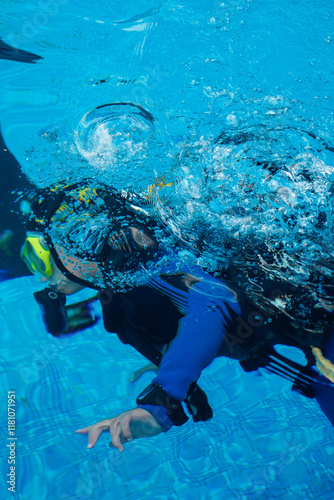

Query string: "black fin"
[0, 38, 42, 63]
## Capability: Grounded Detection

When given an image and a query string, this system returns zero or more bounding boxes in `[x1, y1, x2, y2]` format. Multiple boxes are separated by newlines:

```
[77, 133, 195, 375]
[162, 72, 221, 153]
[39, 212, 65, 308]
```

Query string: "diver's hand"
[76, 408, 163, 452]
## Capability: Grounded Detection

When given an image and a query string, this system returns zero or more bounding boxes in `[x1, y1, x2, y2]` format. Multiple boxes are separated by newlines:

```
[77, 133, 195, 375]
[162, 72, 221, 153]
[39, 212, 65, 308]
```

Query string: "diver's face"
[41, 245, 104, 295]
[40, 255, 84, 295]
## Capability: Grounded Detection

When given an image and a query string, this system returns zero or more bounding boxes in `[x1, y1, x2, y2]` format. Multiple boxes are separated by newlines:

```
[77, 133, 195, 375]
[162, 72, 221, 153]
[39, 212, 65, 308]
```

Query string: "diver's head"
[21, 180, 158, 293]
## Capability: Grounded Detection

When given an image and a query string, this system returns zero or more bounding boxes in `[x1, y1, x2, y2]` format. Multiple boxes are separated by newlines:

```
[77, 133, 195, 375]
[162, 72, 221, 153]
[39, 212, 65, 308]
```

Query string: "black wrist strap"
[136, 384, 189, 426]
[137, 382, 213, 426]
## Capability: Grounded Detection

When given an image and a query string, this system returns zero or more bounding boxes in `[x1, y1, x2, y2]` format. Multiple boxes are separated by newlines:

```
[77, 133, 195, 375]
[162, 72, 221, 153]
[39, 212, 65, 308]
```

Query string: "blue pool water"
[1, 0, 334, 498]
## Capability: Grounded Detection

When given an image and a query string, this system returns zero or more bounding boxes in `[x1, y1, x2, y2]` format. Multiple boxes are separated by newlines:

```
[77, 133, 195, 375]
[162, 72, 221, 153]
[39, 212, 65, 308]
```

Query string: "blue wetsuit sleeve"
[152, 277, 240, 401]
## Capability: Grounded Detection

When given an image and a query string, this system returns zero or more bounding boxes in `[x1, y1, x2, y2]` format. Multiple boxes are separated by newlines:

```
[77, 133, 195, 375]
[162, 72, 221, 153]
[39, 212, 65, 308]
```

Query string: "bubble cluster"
[151, 124, 334, 289]
[25, 102, 334, 296]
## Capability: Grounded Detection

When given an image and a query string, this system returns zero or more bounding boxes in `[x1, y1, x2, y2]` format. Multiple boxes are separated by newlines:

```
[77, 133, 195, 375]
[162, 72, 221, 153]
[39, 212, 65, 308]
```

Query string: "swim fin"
[0, 38, 42, 63]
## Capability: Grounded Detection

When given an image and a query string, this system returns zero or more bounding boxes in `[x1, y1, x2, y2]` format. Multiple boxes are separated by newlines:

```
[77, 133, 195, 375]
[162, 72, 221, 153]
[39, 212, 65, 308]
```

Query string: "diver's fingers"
[75, 419, 110, 434]
[87, 421, 113, 449]
[109, 419, 127, 452]
[75, 425, 93, 434]
[76, 420, 112, 449]
[119, 415, 133, 441]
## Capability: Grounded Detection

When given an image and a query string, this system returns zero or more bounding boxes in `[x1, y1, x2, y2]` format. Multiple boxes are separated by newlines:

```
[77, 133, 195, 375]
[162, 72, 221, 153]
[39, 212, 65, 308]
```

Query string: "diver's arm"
[76, 275, 235, 449]
[152, 273, 240, 400]
[135, 274, 240, 430]
[132, 298, 230, 431]
[152, 299, 228, 399]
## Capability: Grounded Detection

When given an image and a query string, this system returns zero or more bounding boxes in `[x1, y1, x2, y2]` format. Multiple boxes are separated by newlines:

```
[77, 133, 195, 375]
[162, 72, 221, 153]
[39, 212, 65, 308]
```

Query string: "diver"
[20, 180, 334, 452]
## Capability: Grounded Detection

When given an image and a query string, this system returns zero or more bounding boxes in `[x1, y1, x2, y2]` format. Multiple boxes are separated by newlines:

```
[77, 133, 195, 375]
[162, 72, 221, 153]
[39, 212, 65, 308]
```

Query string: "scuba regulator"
[34, 288, 97, 336]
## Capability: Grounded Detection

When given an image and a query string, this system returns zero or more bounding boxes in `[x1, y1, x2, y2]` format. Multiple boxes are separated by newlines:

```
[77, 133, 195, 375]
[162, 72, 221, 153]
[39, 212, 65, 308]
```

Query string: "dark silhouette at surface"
[0, 38, 42, 63]
[0, 130, 35, 278]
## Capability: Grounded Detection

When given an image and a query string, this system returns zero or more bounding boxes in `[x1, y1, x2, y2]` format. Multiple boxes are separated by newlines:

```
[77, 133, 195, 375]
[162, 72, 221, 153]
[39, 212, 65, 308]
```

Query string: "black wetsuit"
[99, 275, 332, 380]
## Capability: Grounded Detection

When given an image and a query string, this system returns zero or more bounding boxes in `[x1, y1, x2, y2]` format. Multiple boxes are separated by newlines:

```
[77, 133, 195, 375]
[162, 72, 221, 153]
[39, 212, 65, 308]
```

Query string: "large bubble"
[24, 103, 158, 191]
[75, 103, 155, 171]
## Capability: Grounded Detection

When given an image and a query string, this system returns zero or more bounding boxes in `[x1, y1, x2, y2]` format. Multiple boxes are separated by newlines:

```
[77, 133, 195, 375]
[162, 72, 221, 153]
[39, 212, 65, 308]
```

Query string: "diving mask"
[21, 234, 53, 278]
